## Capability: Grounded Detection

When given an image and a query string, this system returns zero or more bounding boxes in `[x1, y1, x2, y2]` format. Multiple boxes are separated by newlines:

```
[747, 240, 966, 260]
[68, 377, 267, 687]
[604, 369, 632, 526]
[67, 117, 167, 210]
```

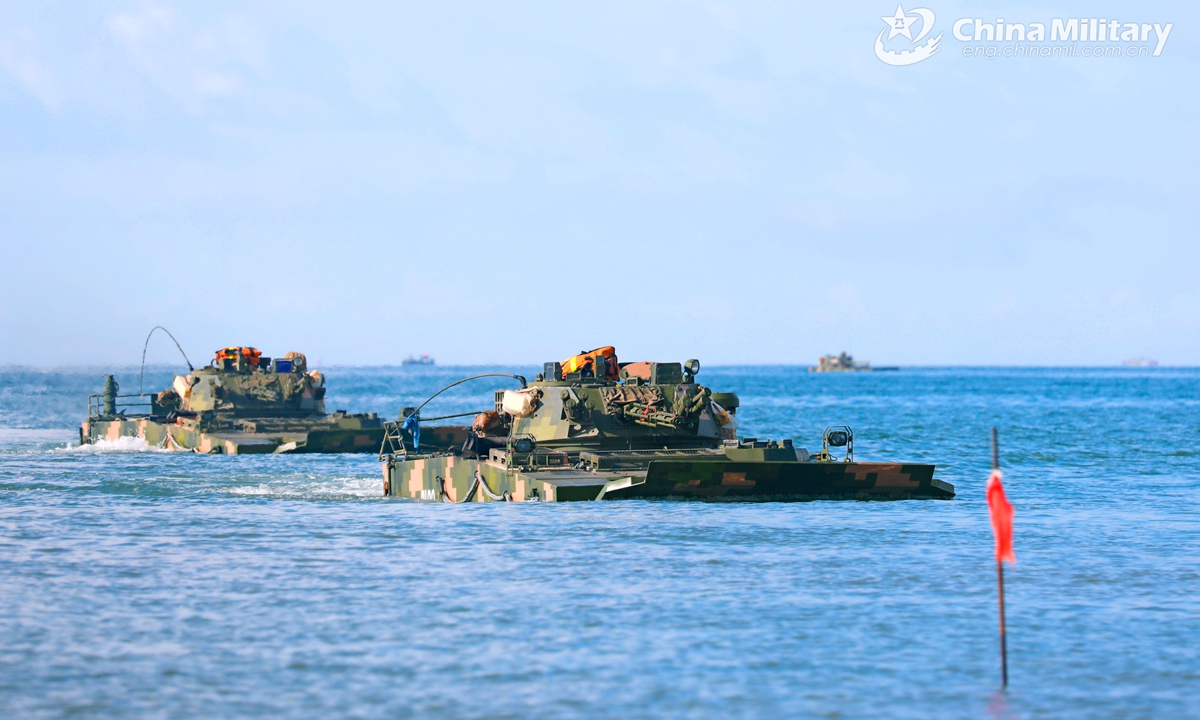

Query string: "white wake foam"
[227, 474, 382, 500]
[57, 436, 168, 454]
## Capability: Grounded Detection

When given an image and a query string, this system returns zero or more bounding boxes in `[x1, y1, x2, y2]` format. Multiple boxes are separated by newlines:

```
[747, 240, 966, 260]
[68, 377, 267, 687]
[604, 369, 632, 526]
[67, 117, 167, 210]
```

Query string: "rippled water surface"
[1, 366, 1198, 718]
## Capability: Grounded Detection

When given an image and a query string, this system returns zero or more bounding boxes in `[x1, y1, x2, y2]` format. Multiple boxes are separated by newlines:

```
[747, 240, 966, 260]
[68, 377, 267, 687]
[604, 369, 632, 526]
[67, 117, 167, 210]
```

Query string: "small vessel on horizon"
[809, 352, 897, 372]
[1122, 357, 1159, 367]
[401, 353, 435, 366]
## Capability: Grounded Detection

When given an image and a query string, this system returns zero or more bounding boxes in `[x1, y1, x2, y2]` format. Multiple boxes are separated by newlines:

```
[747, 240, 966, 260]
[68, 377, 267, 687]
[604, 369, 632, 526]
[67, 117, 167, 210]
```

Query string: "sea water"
[0, 366, 1197, 718]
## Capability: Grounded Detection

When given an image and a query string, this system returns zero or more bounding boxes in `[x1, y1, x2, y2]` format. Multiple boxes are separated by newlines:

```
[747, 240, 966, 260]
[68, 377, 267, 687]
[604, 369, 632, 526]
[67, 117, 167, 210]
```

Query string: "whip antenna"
[139, 326, 194, 395]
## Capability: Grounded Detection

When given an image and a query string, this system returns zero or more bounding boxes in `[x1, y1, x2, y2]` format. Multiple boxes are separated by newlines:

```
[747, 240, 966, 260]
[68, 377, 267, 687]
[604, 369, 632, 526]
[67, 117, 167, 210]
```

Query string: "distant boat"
[809, 352, 897, 372]
[401, 353, 435, 367]
[1122, 357, 1159, 367]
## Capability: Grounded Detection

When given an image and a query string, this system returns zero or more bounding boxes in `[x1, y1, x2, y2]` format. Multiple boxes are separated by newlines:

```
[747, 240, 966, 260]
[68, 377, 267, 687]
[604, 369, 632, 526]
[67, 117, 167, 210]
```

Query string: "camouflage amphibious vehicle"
[809, 352, 897, 372]
[81, 347, 384, 454]
[379, 347, 954, 502]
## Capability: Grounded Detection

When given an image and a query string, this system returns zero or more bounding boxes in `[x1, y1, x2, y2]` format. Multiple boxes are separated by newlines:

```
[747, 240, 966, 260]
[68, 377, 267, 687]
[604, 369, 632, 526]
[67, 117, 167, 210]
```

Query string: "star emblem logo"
[881, 4, 919, 40]
[874, 5, 941, 66]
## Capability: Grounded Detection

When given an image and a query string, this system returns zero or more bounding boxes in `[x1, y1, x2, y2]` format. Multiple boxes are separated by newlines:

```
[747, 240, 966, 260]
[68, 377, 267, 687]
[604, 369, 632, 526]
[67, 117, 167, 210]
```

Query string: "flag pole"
[992, 427, 1008, 689]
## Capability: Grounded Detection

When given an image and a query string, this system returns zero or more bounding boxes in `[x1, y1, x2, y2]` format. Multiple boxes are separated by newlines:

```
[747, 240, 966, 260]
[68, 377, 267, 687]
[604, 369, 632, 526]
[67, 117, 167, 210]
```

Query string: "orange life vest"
[561, 346, 619, 381]
[214, 347, 262, 365]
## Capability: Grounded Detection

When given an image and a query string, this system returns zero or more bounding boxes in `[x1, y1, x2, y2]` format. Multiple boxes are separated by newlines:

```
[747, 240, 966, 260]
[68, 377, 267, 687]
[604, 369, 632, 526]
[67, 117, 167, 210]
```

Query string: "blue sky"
[1, 1, 1196, 366]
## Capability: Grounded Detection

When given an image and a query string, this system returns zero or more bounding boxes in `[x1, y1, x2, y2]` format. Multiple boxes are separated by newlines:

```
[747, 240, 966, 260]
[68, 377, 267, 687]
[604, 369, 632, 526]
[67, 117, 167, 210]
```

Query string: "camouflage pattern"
[81, 349, 384, 454]
[381, 354, 954, 502]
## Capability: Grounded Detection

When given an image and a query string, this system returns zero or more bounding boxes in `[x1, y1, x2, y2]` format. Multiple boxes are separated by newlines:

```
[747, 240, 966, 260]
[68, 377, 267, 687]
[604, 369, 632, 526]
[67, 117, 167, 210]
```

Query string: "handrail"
[87, 392, 159, 419]
[378, 420, 407, 460]
[381, 374, 526, 460]
[377, 409, 489, 460]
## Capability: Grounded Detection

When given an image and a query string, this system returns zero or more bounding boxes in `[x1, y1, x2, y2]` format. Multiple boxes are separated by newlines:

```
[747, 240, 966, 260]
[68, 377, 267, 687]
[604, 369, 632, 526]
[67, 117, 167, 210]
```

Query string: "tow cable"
[438, 472, 513, 502]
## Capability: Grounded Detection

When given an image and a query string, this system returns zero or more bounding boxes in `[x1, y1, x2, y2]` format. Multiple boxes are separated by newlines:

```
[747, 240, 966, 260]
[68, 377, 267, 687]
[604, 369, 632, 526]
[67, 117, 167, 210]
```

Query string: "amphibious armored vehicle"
[811, 352, 895, 372]
[81, 347, 384, 454]
[379, 347, 954, 502]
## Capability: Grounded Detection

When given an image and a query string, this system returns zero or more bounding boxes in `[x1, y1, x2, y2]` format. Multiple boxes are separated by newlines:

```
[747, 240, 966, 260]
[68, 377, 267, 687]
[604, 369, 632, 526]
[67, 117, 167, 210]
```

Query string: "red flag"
[986, 469, 1016, 564]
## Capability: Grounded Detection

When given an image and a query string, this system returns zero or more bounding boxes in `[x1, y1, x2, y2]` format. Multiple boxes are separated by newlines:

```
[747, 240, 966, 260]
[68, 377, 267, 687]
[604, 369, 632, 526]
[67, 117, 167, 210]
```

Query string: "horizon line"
[0, 363, 1188, 371]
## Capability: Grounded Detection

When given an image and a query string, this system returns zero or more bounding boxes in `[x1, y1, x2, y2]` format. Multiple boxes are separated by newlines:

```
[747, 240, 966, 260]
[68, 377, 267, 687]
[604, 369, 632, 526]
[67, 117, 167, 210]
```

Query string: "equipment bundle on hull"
[82, 347, 384, 454]
[380, 347, 955, 503]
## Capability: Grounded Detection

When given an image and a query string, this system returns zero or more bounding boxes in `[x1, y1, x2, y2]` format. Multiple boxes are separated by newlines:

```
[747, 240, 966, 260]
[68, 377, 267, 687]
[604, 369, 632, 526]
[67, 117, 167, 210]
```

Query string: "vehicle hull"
[382, 454, 954, 502]
[81, 416, 384, 454]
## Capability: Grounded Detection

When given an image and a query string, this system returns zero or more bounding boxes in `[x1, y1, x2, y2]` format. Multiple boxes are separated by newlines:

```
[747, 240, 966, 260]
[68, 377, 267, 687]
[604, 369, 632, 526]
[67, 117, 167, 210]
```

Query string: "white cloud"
[0, 27, 59, 108]
[104, 2, 268, 110]
[106, 2, 173, 49]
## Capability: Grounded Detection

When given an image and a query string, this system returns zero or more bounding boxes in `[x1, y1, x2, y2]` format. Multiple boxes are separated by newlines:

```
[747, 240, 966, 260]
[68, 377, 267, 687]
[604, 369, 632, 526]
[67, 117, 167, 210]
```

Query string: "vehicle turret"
[495, 353, 738, 454]
[161, 348, 327, 419]
[381, 348, 739, 461]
